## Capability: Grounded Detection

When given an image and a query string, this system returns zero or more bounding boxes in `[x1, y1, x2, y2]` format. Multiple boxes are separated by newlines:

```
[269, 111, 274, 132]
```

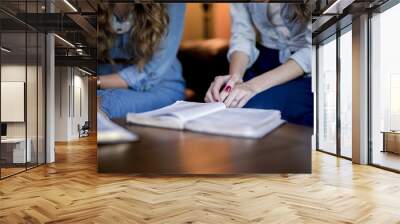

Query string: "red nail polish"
[225, 85, 232, 92]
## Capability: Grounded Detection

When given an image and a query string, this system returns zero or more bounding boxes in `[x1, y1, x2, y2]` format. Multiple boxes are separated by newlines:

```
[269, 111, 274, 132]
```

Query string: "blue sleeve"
[227, 3, 259, 69]
[118, 4, 185, 90]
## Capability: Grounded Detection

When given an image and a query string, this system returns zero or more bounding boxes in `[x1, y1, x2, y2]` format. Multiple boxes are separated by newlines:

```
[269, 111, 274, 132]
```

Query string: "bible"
[127, 101, 285, 138]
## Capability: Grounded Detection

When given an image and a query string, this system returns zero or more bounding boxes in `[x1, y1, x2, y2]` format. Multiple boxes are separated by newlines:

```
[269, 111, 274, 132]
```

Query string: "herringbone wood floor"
[1, 135, 400, 224]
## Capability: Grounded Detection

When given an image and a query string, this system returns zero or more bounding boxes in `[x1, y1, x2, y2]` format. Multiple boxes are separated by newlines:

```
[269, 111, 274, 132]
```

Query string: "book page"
[137, 101, 226, 122]
[185, 108, 284, 138]
[169, 101, 226, 122]
[188, 108, 280, 128]
[127, 101, 226, 129]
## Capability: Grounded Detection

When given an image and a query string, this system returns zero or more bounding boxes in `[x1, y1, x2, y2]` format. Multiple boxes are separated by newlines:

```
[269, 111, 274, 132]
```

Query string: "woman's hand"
[98, 74, 129, 89]
[223, 82, 259, 108]
[204, 75, 242, 103]
[205, 51, 249, 103]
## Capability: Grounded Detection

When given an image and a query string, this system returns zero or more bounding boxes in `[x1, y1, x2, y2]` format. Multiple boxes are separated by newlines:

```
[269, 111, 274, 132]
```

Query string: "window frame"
[367, 0, 400, 173]
[315, 24, 353, 161]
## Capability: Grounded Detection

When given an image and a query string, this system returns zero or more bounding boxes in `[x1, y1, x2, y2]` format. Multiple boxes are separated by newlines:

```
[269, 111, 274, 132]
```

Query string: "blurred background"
[179, 3, 231, 102]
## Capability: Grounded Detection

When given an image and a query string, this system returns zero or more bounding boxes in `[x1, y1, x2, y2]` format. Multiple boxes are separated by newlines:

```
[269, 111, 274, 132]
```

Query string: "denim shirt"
[228, 3, 312, 74]
[106, 4, 186, 90]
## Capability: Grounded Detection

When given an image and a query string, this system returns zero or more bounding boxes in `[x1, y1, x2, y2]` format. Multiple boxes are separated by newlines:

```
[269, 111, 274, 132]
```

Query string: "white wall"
[1, 65, 42, 138]
[55, 66, 69, 141]
[71, 73, 89, 138]
[1, 65, 27, 140]
[54, 67, 89, 141]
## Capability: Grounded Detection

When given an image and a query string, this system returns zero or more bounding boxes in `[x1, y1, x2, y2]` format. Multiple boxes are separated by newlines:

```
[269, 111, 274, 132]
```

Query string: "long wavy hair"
[98, 3, 169, 70]
[291, 1, 312, 23]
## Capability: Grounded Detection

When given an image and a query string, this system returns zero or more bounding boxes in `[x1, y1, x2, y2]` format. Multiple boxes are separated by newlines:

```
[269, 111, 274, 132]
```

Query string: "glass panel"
[1, 29, 28, 177]
[38, 32, 45, 165]
[25, 0, 41, 169]
[371, 3, 400, 171]
[318, 38, 337, 154]
[27, 31, 38, 169]
[339, 30, 352, 158]
[1, 0, 47, 178]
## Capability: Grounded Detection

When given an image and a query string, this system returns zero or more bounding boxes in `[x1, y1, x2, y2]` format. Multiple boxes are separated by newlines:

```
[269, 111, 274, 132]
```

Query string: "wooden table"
[98, 120, 312, 174]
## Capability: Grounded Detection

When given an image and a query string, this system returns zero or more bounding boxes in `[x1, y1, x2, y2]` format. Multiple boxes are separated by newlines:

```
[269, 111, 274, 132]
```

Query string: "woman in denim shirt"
[97, 3, 185, 118]
[205, 3, 313, 126]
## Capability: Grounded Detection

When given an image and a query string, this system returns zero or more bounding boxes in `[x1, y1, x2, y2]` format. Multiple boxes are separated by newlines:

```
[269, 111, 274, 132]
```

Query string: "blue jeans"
[244, 46, 313, 127]
[97, 61, 185, 118]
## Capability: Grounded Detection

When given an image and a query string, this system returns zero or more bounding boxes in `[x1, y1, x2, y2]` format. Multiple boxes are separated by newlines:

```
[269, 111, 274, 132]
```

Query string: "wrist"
[229, 73, 243, 83]
[245, 79, 263, 94]
[97, 77, 101, 89]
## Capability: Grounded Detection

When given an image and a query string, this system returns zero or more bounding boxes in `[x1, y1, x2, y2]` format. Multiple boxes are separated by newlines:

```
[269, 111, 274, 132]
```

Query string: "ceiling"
[2, 0, 393, 70]
[312, 0, 391, 44]
[0, 0, 96, 71]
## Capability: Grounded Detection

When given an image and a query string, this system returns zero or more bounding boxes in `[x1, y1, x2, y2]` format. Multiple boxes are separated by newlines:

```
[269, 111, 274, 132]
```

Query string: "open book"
[127, 101, 285, 138]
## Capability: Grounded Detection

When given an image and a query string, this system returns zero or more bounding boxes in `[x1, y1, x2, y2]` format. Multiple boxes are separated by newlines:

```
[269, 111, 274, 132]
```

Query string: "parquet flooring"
[1, 135, 400, 223]
[1, 167, 26, 178]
